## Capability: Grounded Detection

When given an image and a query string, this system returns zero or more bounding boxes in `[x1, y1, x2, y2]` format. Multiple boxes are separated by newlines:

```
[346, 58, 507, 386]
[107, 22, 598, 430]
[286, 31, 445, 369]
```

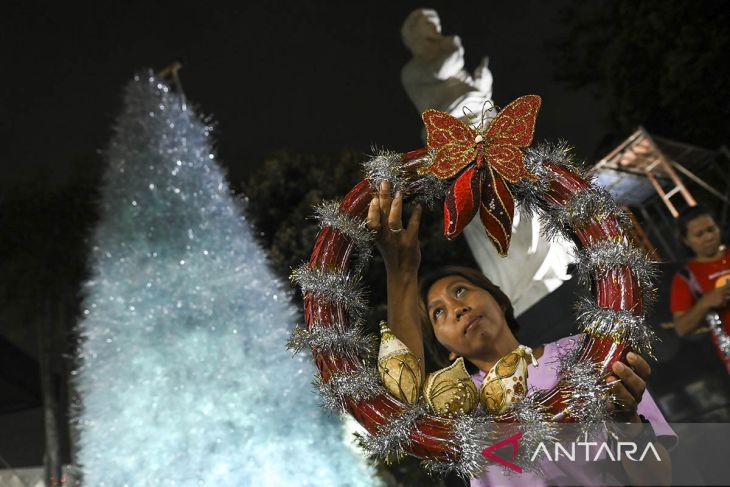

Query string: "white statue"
[401, 8, 493, 127]
[400, 9, 574, 316]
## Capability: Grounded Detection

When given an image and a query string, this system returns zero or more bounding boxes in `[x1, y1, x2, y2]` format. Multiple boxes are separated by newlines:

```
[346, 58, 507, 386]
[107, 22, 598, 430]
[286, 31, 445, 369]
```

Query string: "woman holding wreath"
[367, 180, 673, 486]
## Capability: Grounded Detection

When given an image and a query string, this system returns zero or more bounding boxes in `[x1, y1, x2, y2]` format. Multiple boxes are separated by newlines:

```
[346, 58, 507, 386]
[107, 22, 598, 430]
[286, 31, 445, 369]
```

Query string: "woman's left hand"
[607, 351, 651, 423]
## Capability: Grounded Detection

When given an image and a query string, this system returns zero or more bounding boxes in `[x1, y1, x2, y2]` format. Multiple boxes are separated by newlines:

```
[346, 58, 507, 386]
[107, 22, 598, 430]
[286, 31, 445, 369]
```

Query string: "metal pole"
[670, 160, 730, 204]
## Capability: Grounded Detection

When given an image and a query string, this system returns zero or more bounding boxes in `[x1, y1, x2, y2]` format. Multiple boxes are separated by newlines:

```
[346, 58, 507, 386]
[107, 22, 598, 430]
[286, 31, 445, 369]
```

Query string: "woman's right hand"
[366, 180, 422, 275]
[699, 282, 730, 310]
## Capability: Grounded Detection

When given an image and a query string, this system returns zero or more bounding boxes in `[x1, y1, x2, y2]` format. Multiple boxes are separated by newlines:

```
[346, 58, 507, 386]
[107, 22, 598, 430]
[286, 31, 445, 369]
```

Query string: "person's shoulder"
[671, 264, 695, 290]
[671, 269, 690, 285]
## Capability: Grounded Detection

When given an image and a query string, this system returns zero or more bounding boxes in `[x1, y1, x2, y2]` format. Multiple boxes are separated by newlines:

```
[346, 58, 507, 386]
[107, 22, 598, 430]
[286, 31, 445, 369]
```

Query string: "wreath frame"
[289, 142, 656, 478]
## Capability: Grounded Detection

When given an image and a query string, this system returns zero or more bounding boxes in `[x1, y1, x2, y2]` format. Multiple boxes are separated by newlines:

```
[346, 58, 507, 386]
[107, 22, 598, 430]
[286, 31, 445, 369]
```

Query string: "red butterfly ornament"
[418, 95, 541, 256]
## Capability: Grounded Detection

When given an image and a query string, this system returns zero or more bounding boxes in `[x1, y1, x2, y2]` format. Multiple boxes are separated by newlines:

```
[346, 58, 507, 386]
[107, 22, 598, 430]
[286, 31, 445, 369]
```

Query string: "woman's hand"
[673, 282, 730, 337]
[698, 283, 730, 310]
[366, 180, 422, 276]
[607, 351, 651, 423]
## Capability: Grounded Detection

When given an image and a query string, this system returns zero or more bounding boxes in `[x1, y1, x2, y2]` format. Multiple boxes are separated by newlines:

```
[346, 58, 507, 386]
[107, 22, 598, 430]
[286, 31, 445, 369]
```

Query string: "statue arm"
[433, 37, 466, 79]
[473, 56, 493, 97]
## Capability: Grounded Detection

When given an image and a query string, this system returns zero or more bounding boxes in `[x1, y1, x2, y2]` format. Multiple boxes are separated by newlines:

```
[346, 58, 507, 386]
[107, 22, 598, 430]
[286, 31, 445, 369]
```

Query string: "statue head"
[401, 9, 447, 61]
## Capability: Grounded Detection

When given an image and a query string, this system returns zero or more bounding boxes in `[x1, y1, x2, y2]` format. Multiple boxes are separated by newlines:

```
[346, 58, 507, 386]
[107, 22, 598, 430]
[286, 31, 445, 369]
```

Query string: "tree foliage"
[552, 0, 730, 148]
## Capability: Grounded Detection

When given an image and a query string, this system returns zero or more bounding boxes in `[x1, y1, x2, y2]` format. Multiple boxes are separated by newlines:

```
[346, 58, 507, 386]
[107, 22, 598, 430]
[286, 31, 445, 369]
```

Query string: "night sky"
[3, 1, 607, 193]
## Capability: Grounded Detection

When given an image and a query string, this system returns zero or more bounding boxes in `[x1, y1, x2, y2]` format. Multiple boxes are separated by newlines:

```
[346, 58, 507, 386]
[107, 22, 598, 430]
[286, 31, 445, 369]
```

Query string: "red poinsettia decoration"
[417, 95, 541, 256]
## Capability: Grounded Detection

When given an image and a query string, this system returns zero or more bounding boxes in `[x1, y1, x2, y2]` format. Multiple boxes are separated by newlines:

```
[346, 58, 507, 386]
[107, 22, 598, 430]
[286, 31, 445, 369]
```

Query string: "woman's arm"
[673, 284, 730, 337]
[367, 181, 425, 378]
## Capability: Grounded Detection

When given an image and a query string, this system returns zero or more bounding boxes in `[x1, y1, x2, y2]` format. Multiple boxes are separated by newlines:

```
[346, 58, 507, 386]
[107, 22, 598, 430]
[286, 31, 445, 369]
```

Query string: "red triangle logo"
[481, 432, 523, 473]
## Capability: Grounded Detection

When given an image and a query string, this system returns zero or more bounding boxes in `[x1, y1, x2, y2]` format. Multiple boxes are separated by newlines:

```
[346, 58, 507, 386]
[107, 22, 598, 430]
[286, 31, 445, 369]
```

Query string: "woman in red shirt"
[670, 205, 730, 372]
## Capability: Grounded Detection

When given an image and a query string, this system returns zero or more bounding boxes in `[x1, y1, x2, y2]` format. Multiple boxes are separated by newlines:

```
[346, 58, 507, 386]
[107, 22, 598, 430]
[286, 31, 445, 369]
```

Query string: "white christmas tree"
[75, 73, 380, 486]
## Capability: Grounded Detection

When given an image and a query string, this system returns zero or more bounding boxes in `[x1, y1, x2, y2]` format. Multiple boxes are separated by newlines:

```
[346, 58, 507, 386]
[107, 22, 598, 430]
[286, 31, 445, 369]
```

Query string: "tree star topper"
[418, 95, 541, 256]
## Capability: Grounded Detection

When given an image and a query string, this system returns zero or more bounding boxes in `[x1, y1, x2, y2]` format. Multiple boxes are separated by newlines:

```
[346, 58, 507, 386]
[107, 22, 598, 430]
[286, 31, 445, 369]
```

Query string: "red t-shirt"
[671, 248, 730, 319]
[671, 248, 730, 367]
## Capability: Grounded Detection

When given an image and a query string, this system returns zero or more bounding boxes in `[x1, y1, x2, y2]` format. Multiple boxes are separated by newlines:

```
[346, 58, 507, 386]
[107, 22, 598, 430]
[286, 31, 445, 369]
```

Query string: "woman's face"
[683, 214, 721, 258]
[426, 275, 509, 360]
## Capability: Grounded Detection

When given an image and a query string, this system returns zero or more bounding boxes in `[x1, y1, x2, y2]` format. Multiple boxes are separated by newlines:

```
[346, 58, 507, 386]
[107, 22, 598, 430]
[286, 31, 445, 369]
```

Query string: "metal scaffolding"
[590, 128, 729, 262]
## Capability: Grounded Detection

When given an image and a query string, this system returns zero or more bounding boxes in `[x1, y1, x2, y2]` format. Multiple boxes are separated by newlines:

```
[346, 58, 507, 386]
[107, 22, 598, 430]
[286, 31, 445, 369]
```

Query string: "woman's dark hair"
[418, 266, 519, 371]
[677, 205, 716, 239]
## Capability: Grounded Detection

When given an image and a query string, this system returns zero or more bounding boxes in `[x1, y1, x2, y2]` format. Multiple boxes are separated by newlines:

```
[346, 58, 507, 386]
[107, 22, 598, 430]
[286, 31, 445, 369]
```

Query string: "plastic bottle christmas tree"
[75, 73, 379, 486]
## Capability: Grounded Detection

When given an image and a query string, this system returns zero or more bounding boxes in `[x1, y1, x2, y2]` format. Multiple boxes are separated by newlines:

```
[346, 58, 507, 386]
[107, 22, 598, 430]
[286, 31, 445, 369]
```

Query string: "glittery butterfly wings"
[420, 96, 541, 256]
[483, 95, 541, 183]
[420, 110, 486, 245]
[420, 110, 478, 179]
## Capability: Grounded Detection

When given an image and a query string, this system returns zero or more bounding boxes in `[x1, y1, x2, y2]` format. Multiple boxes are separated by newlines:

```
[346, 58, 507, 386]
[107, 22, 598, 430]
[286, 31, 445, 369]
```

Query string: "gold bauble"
[480, 345, 538, 415]
[377, 321, 423, 404]
[423, 357, 478, 417]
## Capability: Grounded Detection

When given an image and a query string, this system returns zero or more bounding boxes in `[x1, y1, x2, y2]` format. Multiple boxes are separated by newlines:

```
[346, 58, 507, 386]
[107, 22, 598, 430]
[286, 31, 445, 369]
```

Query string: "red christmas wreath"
[289, 95, 655, 477]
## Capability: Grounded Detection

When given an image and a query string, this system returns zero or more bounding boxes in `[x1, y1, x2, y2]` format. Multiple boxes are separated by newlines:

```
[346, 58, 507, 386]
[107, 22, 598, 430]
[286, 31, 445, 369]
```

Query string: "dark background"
[3, 0, 609, 193]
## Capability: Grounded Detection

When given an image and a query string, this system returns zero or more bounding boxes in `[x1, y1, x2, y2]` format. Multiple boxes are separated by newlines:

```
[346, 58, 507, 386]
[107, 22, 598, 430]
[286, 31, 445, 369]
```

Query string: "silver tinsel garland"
[313, 200, 374, 271]
[313, 366, 385, 412]
[558, 346, 616, 426]
[508, 393, 558, 473]
[575, 297, 656, 357]
[287, 321, 376, 359]
[536, 186, 632, 246]
[421, 413, 492, 479]
[290, 264, 368, 320]
[356, 403, 428, 463]
[547, 188, 631, 240]
[575, 238, 658, 308]
[707, 311, 730, 363]
[362, 148, 406, 192]
[419, 398, 558, 479]
[525, 140, 586, 177]
[363, 148, 447, 209]
[515, 141, 583, 220]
